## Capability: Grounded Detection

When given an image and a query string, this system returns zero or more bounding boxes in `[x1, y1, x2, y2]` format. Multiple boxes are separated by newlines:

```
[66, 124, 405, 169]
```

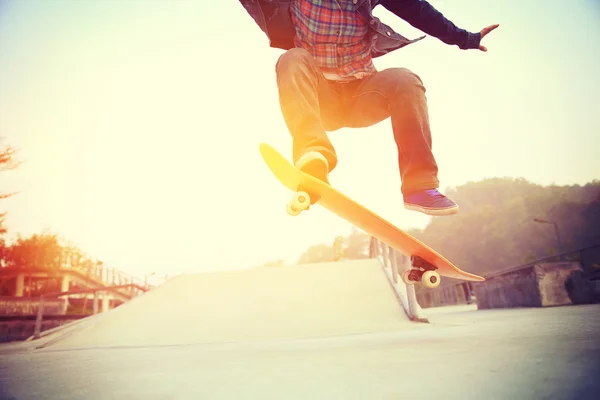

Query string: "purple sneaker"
[403, 189, 459, 216]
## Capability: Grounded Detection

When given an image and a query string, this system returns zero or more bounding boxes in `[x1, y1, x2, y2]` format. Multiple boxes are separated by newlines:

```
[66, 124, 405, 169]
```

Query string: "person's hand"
[479, 24, 500, 52]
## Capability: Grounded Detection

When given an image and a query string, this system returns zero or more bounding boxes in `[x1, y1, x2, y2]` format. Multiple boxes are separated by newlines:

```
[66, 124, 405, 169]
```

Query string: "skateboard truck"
[286, 185, 321, 216]
[286, 191, 311, 216]
[401, 256, 441, 289]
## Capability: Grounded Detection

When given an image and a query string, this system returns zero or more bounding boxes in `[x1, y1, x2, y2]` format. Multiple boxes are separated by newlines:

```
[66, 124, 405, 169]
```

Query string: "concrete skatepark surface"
[1, 259, 599, 399]
[40, 259, 418, 349]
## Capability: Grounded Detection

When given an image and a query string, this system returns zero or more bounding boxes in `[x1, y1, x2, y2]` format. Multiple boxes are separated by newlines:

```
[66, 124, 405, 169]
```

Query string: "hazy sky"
[0, 0, 598, 279]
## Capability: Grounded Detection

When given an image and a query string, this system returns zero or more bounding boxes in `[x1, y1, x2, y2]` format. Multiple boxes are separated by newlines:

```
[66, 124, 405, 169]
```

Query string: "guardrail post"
[93, 290, 99, 315]
[33, 297, 45, 339]
[381, 243, 390, 268]
[102, 293, 109, 313]
[392, 245, 400, 283]
[389, 246, 398, 283]
[394, 251, 403, 279]
[402, 256, 421, 319]
[370, 237, 379, 258]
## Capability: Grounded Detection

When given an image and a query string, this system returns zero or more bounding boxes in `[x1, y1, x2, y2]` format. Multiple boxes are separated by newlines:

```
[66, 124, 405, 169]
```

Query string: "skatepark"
[2, 0, 600, 398]
[1, 257, 599, 400]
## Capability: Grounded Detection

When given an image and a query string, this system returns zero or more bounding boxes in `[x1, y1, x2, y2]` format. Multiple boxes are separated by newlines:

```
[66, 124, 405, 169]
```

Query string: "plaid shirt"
[290, 0, 377, 81]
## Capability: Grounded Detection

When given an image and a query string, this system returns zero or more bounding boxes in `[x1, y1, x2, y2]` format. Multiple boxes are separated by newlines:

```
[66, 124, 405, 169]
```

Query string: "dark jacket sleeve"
[379, 0, 480, 50]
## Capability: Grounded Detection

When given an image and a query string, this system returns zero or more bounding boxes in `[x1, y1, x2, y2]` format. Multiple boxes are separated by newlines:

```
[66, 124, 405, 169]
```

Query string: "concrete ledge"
[0, 317, 83, 342]
[415, 282, 471, 309]
[476, 262, 596, 309]
[0, 297, 66, 315]
[412, 262, 598, 310]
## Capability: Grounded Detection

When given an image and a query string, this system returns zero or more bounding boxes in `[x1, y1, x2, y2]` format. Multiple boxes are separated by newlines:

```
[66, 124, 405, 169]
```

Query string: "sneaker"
[295, 151, 330, 185]
[403, 189, 459, 216]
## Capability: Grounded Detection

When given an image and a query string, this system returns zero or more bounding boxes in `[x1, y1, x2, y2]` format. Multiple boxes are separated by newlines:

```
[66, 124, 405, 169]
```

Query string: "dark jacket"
[238, 0, 481, 58]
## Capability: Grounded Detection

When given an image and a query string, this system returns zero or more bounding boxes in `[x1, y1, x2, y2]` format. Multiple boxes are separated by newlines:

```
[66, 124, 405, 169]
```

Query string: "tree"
[332, 236, 344, 261]
[406, 178, 600, 276]
[0, 140, 19, 235]
[290, 179, 600, 275]
[296, 228, 372, 265]
[262, 259, 285, 267]
[342, 227, 370, 260]
[296, 243, 335, 265]
[3, 231, 64, 270]
[0, 140, 19, 265]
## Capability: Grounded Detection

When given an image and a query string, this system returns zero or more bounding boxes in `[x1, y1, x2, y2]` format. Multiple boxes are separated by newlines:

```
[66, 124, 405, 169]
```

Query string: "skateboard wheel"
[401, 269, 413, 285]
[421, 270, 440, 289]
[286, 202, 302, 216]
[291, 191, 311, 211]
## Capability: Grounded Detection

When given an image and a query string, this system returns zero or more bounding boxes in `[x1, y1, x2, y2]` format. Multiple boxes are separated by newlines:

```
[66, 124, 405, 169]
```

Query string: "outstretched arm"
[380, 0, 498, 51]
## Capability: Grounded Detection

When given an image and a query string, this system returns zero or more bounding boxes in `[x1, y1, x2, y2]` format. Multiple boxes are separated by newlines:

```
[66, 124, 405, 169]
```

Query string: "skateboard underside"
[259, 143, 485, 288]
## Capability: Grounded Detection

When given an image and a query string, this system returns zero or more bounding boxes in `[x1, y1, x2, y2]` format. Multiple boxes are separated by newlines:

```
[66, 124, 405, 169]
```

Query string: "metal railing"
[483, 243, 600, 279]
[369, 237, 426, 322]
[60, 261, 151, 290]
[33, 283, 147, 339]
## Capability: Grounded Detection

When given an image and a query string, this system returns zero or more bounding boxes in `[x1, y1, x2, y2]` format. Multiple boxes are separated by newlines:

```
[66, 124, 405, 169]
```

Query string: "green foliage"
[296, 227, 371, 265]
[406, 178, 600, 275]
[297, 243, 335, 265]
[262, 259, 285, 267]
[0, 231, 101, 272]
[292, 178, 600, 275]
[0, 139, 102, 273]
[342, 227, 371, 260]
[0, 139, 19, 236]
[2, 231, 64, 269]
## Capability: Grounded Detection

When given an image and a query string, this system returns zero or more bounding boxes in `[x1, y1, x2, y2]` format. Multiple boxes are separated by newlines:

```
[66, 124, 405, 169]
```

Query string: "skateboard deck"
[259, 143, 485, 288]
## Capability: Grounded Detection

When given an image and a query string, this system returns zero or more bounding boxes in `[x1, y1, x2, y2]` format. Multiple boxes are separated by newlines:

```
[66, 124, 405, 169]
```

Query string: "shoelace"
[425, 189, 446, 200]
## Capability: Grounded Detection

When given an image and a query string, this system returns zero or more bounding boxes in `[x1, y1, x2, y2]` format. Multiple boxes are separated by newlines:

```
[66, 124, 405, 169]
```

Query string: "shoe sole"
[298, 159, 329, 185]
[404, 203, 459, 216]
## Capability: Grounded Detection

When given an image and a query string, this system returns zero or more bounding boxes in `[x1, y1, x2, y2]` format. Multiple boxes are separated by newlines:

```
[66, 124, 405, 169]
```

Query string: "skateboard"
[259, 143, 485, 289]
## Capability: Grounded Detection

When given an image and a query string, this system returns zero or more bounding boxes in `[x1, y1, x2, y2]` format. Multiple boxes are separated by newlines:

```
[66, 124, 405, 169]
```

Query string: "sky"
[0, 0, 598, 280]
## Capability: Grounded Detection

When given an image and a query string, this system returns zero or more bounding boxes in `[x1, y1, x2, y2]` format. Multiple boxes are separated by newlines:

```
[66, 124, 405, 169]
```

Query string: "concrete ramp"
[45, 259, 413, 349]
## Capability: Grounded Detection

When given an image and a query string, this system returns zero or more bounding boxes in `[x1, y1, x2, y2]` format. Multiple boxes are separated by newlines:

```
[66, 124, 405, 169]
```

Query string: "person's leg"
[275, 48, 345, 182]
[342, 68, 458, 215]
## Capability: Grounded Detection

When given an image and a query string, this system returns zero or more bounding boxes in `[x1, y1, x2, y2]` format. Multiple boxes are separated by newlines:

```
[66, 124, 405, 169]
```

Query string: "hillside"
[286, 178, 600, 276]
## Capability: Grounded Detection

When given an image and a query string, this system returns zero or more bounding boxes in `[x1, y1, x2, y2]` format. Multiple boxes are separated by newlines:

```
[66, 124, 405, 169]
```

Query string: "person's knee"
[276, 48, 314, 78]
[383, 68, 426, 97]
